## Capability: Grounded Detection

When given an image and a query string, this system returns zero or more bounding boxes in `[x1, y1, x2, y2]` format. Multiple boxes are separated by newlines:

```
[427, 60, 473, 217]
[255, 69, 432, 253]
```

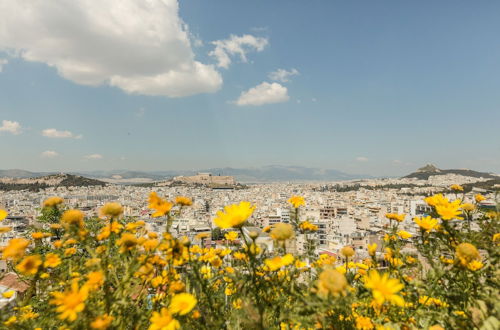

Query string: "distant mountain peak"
[416, 164, 440, 173]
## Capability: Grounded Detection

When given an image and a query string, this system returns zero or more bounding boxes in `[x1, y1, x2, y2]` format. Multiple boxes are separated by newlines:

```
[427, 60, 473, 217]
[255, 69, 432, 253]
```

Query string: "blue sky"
[0, 0, 499, 176]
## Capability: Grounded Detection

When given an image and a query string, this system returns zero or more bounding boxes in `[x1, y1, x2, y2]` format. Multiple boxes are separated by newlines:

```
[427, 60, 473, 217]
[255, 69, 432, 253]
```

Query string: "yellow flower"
[50, 223, 63, 230]
[450, 184, 464, 191]
[85, 271, 105, 290]
[50, 280, 89, 321]
[363, 270, 404, 306]
[385, 213, 405, 222]
[61, 209, 85, 228]
[232, 298, 243, 309]
[429, 326, 444, 330]
[224, 231, 238, 241]
[3, 315, 16, 326]
[169, 281, 185, 293]
[148, 192, 173, 218]
[31, 232, 45, 240]
[367, 243, 377, 256]
[295, 259, 307, 269]
[65, 247, 77, 256]
[288, 195, 305, 208]
[493, 233, 500, 243]
[419, 296, 449, 307]
[149, 308, 180, 330]
[97, 221, 123, 240]
[467, 260, 483, 271]
[151, 276, 163, 288]
[44, 253, 61, 268]
[475, 194, 486, 203]
[90, 314, 114, 329]
[2, 290, 15, 298]
[317, 268, 348, 297]
[143, 239, 160, 252]
[424, 194, 448, 207]
[264, 254, 294, 271]
[270, 223, 295, 241]
[175, 196, 193, 206]
[43, 196, 64, 207]
[116, 233, 138, 253]
[397, 230, 412, 239]
[341, 246, 355, 258]
[0, 226, 12, 233]
[125, 220, 145, 232]
[0, 209, 8, 221]
[355, 316, 374, 330]
[414, 216, 438, 232]
[233, 252, 247, 260]
[225, 285, 236, 296]
[2, 238, 30, 260]
[388, 257, 403, 267]
[299, 220, 318, 231]
[18, 305, 39, 320]
[214, 201, 255, 229]
[99, 202, 123, 218]
[455, 243, 480, 266]
[406, 256, 417, 264]
[440, 256, 454, 264]
[435, 199, 465, 220]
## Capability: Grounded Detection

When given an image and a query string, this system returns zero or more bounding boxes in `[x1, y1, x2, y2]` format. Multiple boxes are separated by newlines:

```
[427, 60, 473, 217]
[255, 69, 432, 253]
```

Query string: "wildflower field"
[0, 188, 499, 329]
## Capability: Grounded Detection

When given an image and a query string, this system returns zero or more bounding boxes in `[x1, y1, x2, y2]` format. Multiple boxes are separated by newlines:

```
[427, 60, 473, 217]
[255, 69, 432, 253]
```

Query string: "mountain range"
[0, 166, 371, 183]
[0, 164, 498, 184]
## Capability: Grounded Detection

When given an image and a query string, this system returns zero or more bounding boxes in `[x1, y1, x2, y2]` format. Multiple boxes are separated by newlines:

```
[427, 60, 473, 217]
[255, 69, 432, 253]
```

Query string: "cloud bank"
[0, 0, 222, 97]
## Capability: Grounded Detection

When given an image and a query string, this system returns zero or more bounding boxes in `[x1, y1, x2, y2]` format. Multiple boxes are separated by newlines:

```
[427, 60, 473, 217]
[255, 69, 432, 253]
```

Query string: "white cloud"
[41, 150, 59, 158]
[235, 82, 289, 106]
[356, 156, 369, 162]
[0, 120, 22, 135]
[84, 154, 103, 160]
[0, 0, 222, 98]
[0, 58, 7, 72]
[268, 68, 299, 83]
[209, 34, 268, 69]
[42, 128, 82, 139]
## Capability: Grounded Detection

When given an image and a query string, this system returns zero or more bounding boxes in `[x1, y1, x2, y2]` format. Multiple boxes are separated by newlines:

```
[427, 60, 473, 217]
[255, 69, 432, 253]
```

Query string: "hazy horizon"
[1, 162, 499, 179]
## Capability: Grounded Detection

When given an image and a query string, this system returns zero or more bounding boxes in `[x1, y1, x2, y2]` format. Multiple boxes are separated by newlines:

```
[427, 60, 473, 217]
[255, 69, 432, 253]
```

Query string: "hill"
[403, 164, 498, 180]
[0, 174, 107, 192]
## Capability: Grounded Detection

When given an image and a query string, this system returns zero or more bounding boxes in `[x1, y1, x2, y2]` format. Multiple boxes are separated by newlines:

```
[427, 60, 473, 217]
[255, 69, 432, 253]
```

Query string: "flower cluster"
[0, 190, 498, 329]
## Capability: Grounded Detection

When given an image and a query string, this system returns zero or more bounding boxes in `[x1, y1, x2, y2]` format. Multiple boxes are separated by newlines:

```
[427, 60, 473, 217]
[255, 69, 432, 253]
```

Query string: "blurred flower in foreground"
[363, 270, 404, 306]
[214, 201, 255, 229]
[288, 195, 305, 208]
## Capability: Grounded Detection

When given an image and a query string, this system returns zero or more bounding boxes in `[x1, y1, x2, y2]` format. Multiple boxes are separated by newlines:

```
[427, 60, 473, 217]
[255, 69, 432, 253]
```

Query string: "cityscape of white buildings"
[1, 173, 496, 265]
